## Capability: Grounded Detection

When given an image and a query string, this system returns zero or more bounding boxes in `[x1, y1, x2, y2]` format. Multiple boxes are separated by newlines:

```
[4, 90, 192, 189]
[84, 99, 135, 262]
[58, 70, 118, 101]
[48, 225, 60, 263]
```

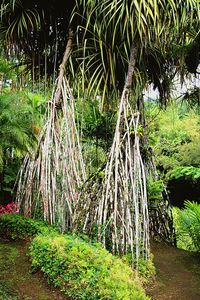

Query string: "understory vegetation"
[0, 214, 153, 300]
[147, 103, 200, 252]
[173, 201, 200, 252]
[0, 90, 46, 204]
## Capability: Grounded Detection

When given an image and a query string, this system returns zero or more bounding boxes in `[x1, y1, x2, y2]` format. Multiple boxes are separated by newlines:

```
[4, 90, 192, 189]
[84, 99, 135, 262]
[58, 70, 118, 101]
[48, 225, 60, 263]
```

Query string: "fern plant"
[167, 166, 200, 181]
[147, 179, 164, 208]
[173, 201, 200, 251]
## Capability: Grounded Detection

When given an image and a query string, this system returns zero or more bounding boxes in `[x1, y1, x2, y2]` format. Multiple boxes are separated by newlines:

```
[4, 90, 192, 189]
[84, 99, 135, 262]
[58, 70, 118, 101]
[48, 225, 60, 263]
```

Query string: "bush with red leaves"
[0, 202, 18, 214]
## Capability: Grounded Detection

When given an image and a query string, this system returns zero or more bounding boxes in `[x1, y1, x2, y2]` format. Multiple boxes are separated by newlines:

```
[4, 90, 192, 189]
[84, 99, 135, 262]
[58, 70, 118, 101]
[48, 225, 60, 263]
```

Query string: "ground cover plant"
[0, 214, 152, 300]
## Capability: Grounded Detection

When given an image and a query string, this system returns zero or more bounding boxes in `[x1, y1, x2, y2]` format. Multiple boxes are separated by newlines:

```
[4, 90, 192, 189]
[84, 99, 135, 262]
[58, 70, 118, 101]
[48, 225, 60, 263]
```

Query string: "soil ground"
[0, 238, 67, 300]
[146, 242, 200, 300]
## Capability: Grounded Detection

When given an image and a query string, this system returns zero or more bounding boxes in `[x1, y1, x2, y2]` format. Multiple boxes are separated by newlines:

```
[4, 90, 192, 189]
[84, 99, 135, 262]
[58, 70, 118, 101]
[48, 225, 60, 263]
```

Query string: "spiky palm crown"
[0, 0, 199, 103]
[0, 0, 75, 76]
[70, 1, 199, 110]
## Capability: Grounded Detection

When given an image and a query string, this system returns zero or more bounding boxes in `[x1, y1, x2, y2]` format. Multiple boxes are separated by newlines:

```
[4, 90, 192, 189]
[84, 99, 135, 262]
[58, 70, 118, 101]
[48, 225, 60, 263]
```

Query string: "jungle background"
[0, 1, 200, 299]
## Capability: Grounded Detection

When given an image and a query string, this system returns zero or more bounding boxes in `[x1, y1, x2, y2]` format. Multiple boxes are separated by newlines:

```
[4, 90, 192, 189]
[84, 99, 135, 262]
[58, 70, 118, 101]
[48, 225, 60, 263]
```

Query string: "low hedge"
[30, 235, 150, 300]
[0, 214, 56, 239]
[0, 214, 150, 300]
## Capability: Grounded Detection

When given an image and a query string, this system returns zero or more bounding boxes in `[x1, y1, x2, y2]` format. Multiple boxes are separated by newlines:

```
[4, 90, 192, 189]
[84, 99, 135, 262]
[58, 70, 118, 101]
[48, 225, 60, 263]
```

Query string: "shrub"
[122, 254, 155, 284]
[137, 257, 155, 283]
[173, 201, 200, 251]
[166, 166, 200, 181]
[0, 214, 151, 299]
[0, 202, 18, 214]
[0, 214, 56, 240]
[147, 179, 164, 208]
[30, 234, 150, 300]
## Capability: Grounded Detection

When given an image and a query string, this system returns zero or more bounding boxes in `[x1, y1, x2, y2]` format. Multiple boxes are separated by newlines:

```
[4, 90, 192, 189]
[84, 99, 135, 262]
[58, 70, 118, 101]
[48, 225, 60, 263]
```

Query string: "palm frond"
[72, 0, 200, 106]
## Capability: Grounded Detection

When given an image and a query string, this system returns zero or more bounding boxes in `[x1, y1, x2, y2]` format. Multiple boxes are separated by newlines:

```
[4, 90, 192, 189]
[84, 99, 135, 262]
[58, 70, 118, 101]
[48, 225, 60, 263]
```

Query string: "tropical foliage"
[0, 3, 200, 297]
[0, 0, 199, 102]
[147, 101, 200, 206]
[0, 0, 74, 78]
[0, 214, 153, 300]
[173, 201, 200, 252]
[0, 91, 44, 202]
[167, 166, 200, 182]
[148, 102, 200, 174]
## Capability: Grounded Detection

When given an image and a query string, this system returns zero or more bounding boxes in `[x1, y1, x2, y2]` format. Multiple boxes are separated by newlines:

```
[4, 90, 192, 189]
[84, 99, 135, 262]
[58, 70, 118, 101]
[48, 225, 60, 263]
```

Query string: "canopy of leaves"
[0, 0, 199, 103]
[73, 0, 200, 105]
[0, 0, 75, 76]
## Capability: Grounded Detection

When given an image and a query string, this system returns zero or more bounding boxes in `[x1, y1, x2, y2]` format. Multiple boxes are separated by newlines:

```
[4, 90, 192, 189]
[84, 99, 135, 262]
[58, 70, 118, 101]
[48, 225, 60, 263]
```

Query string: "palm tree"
[2, 0, 200, 266]
[72, 0, 200, 264]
